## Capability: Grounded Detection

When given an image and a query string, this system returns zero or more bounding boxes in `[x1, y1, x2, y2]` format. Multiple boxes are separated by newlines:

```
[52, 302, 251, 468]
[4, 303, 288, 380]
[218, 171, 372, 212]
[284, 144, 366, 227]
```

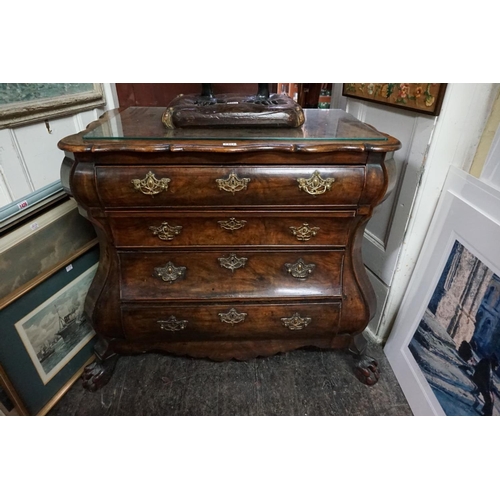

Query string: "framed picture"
[384, 168, 500, 416]
[342, 83, 447, 116]
[0, 83, 105, 129]
[0, 245, 99, 415]
[0, 198, 97, 309]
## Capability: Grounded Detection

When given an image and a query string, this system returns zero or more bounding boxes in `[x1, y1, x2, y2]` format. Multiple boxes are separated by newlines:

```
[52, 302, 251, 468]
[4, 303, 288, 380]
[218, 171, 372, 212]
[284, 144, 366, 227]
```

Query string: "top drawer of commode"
[95, 165, 366, 208]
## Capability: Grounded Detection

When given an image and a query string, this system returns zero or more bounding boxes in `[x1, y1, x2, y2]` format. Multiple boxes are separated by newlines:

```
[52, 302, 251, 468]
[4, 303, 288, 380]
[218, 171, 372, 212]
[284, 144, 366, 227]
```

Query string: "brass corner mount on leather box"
[161, 83, 305, 129]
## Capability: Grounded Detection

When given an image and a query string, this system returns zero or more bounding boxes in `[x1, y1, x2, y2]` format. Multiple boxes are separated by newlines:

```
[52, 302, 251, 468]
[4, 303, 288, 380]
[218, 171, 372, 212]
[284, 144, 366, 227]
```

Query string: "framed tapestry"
[0, 245, 99, 415]
[342, 83, 447, 116]
[384, 168, 500, 416]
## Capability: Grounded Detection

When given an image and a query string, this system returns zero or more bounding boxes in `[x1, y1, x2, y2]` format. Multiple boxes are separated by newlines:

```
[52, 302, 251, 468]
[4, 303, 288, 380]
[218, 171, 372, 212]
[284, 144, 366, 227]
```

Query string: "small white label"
[65, 264, 73, 272]
[223, 142, 237, 146]
[17, 200, 29, 210]
[30, 222, 39, 231]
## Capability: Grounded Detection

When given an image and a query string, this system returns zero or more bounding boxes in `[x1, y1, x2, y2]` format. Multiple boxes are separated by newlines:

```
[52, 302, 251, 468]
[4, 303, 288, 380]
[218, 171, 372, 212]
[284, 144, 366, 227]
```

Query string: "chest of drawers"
[59, 107, 401, 390]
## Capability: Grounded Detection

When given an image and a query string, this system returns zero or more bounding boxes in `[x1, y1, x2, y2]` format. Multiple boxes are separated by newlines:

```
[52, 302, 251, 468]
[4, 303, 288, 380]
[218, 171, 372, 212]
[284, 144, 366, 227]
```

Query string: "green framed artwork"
[0, 83, 105, 128]
[0, 245, 99, 415]
[342, 83, 447, 116]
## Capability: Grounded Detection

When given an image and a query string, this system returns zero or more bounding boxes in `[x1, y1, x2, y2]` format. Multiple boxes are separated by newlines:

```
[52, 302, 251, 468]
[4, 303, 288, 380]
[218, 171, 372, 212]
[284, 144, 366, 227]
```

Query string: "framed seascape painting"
[385, 168, 500, 416]
[0, 245, 99, 415]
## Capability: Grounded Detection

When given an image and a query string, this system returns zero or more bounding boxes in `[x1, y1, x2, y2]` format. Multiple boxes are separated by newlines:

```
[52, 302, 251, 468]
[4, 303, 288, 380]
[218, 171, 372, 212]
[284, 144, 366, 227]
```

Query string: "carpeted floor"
[48, 341, 412, 416]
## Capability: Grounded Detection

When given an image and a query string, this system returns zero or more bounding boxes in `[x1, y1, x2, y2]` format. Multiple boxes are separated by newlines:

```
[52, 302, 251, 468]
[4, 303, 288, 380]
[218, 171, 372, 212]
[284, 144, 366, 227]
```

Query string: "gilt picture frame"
[0, 198, 97, 309]
[0, 246, 99, 415]
[342, 83, 447, 116]
[384, 168, 500, 416]
[0, 83, 106, 129]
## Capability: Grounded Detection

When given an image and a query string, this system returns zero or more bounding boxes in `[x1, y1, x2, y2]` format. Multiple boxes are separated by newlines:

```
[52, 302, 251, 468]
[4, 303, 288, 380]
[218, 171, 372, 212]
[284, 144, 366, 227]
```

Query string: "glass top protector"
[83, 107, 387, 142]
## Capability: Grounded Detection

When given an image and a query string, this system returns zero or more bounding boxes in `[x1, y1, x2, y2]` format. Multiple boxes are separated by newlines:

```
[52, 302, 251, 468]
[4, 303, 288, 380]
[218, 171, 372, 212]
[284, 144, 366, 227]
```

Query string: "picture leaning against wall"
[408, 239, 500, 416]
[384, 168, 500, 416]
[14, 264, 97, 385]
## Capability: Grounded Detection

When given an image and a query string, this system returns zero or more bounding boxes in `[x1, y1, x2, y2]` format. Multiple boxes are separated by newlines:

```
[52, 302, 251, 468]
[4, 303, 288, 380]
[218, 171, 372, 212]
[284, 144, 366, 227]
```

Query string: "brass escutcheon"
[218, 308, 248, 325]
[281, 312, 312, 330]
[157, 316, 188, 332]
[216, 172, 251, 194]
[289, 223, 320, 241]
[297, 170, 335, 196]
[149, 221, 182, 241]
[153, 261, 186, 283]
[218, 253, 248, 272]
[132, 171, 170, 196]
[217, 218, 247, 232]
[284, 258, 316, 279]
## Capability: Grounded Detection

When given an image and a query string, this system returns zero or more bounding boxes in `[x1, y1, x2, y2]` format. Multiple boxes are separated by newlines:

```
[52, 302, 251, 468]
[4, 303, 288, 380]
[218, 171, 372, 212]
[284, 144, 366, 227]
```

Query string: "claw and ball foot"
[354, 356, 380, 386]
[82, 337, 118, 391]
[81, 354, 118, 392]
[349, 332, 380, 386]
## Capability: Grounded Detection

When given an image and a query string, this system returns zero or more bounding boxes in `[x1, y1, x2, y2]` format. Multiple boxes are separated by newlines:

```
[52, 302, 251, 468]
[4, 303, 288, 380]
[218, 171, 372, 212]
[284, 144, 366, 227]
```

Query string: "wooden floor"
[48, 341, 412, 416]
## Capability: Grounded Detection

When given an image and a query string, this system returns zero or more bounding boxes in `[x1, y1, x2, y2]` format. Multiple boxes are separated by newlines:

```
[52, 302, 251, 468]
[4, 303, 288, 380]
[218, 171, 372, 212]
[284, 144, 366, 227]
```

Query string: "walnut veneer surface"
[58, 107, 401, 390]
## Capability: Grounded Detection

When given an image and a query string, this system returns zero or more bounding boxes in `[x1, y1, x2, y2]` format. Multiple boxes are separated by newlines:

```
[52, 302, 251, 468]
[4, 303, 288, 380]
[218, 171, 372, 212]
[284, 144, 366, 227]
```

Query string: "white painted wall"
[0, 83, 117, 209]
[480, 120, 500, 190]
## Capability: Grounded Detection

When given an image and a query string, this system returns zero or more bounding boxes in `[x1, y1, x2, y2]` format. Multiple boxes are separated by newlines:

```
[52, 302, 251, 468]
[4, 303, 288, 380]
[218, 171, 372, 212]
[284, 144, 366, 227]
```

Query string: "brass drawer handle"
[153, 261, 186, 283]
[218, 308, 247, 325]
[217, 218, 247, 232]
[216, 172, 250, 194]
[132, 171, 171, 196]
[149, 221, 182, 241]
[281, 312, 312, 330]
[218, 253, 248, 272]
[285, 258, 316, 279]
[289, 223, 320, 241]
[157, 316, 188, 332]
[297, 170, 335, 196]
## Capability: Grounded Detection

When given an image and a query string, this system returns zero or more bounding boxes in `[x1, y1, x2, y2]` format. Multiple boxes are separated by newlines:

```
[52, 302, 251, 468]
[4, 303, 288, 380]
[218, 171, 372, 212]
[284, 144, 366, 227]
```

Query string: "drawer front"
[96, 165, 365, 208]
[121, 301, 341, 341]
[109, 211, 355, 248]
[119, 250, 344, 301]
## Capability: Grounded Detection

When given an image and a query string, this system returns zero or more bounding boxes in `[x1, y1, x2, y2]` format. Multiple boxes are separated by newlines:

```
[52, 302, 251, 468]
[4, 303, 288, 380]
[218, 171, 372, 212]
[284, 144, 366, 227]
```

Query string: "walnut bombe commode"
[58, 107, 401, 391]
